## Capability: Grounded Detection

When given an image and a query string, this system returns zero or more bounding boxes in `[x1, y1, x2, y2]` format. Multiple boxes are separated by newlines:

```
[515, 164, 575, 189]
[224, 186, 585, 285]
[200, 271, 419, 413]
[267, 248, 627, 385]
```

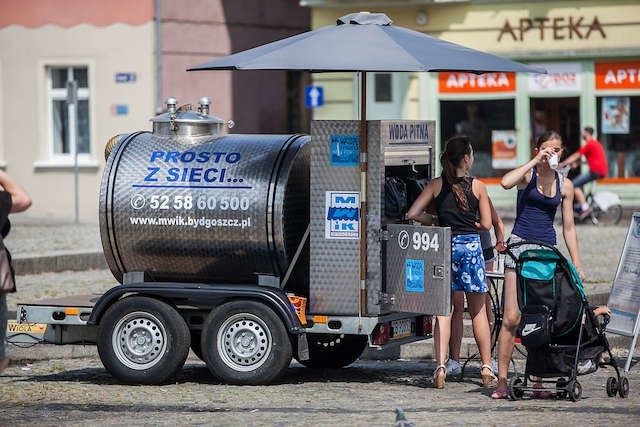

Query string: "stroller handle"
[502, 239, 566, 264]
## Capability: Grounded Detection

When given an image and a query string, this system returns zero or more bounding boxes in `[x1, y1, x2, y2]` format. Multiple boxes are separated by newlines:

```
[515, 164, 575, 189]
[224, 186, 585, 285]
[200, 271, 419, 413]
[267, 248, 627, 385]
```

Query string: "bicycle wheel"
[592, 203, 623, 226]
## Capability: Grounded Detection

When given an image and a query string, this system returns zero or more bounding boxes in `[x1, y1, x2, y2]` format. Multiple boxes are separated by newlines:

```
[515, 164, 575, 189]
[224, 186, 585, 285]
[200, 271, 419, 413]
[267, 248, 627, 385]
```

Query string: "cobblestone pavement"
[1, 217, 639, 425]
[1, 356, 639, 426]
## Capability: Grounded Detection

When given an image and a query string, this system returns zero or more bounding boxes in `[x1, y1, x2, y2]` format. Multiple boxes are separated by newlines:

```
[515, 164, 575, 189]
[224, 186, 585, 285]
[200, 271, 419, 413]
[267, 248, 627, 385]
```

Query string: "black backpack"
[384, 177, 407, 219]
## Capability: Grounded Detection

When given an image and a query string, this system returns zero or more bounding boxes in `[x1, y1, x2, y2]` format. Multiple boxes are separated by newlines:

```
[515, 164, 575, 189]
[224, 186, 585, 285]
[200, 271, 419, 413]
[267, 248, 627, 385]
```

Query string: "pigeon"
[394, 407, 416, 427]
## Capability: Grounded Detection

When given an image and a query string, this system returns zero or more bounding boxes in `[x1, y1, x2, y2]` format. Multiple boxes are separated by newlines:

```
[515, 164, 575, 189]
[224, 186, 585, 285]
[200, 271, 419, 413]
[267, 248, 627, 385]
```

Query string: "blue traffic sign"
[305, 85, 324, 108]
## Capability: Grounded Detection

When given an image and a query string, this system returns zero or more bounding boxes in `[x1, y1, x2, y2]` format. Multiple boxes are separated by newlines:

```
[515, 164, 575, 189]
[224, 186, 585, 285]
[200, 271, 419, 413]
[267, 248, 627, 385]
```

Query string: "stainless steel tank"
[100, 97, 309, 285]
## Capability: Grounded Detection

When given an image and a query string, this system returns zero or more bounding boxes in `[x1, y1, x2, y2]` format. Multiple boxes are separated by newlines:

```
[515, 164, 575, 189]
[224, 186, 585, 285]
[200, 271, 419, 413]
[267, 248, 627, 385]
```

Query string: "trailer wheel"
[201, 300, 292, 385]
[97, 296, 190, 384]
[296, 334, 367, 369]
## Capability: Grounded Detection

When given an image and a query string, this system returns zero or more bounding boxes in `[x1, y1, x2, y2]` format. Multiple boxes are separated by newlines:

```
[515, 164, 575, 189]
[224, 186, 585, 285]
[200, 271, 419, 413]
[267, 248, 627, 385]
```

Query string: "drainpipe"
[155, 0, 162, 113]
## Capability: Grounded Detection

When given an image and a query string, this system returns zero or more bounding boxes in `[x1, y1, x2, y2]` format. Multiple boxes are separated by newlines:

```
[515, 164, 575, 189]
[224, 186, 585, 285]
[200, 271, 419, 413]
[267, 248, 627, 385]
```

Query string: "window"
[440, 99, 515, 178]
[374, 73, 392, 102]
[597, 96, 640, 178]
[47, 66, 90, 156]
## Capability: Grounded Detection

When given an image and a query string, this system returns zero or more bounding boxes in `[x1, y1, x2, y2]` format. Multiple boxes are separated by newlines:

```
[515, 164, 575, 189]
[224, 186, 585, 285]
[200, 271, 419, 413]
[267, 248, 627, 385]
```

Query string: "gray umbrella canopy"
[187, 13, 543, 312]
[188, 12, 543, 74]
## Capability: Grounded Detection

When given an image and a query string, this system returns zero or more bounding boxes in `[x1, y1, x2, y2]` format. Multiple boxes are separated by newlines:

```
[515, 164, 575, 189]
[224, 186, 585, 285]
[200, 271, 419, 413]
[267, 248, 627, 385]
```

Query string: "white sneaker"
[445, 359, 461, 376]
[577, 359, 596, 375]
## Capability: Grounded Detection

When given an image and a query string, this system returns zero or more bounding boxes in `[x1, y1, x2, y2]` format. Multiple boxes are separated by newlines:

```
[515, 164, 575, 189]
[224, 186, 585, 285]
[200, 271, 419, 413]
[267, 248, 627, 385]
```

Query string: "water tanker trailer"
[11, 97, 451, 385]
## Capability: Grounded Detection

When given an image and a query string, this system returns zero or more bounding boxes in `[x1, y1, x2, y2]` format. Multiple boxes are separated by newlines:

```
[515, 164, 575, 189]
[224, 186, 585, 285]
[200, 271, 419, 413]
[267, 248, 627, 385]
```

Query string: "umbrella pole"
[359, 71, 368, 320]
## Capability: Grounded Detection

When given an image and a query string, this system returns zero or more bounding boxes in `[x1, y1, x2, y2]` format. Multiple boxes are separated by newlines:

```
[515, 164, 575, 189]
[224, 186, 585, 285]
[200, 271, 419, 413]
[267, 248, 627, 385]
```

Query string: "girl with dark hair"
[407, 135, 495, 389]
[491, 131, 584, 399]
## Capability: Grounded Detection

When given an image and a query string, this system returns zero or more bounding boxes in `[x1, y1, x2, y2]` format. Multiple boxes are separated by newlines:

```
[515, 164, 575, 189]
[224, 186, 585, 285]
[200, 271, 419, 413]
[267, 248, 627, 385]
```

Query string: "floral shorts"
[451, 234, 488, 293]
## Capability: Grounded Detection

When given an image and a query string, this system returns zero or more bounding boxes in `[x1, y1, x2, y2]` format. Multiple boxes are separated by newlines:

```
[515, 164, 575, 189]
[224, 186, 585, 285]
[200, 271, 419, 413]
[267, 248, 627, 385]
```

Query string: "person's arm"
[488, 198, 506, 252]
[560, 179, 585, 280]
[407, 178, 440, 225]
[0, 170, 31, 213]
[501, 145, 554, 190]
[558, 151, 582, 169]
[593, 306, 611, 316]
[473, 179, 491, 231]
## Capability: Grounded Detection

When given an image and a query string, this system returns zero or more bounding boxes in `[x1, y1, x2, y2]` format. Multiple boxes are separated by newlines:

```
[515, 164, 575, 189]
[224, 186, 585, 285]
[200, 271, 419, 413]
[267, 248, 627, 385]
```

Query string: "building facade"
[0, 0, 309, 222]
[303, 0, 640, 206]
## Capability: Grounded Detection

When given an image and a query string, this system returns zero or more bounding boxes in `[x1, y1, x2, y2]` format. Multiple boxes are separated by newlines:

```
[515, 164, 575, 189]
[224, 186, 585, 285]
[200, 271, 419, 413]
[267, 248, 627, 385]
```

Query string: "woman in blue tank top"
[407, 136, 496, 389]
[491, 131, 585, 399]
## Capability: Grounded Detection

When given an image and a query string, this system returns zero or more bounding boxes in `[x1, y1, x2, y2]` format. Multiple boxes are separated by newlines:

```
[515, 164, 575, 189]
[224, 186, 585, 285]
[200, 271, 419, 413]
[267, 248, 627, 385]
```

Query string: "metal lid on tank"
[150, 97, 229, 137]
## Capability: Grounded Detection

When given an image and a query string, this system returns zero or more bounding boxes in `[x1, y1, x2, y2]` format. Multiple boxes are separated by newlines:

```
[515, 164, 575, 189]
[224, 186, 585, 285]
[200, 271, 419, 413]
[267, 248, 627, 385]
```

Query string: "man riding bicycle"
[559, 126, 608, 219]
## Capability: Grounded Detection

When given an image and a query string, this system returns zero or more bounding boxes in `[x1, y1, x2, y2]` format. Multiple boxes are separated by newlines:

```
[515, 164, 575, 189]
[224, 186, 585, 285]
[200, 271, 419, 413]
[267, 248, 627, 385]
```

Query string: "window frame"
[37, 64, 96, 168]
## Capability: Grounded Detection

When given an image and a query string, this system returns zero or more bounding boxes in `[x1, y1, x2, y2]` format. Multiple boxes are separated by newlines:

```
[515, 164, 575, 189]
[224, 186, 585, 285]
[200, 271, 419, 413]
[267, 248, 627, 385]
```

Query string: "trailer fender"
[87, 282, 306, 335]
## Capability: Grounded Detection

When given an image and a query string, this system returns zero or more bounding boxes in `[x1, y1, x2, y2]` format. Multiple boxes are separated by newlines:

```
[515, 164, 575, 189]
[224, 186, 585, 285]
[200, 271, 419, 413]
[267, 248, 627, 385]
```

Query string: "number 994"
[412, 232, 439, 251]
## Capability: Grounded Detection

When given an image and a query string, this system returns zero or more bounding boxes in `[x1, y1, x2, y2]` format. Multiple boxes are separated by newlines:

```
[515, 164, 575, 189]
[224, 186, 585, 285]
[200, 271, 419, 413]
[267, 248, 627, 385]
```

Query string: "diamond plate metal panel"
[310, 121, 361, 314]
[310, 120, 437, 316]
[384, 224, 451, 315]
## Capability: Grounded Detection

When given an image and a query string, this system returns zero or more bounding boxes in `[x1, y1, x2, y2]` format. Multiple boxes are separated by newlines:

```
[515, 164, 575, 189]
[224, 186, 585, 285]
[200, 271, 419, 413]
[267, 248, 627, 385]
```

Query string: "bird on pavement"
[394, 407, 416, 427]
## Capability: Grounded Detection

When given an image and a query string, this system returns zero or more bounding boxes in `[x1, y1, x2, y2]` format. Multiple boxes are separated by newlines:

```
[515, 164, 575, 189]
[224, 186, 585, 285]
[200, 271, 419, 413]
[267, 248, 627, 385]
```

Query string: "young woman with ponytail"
[407, 135, 496, 389]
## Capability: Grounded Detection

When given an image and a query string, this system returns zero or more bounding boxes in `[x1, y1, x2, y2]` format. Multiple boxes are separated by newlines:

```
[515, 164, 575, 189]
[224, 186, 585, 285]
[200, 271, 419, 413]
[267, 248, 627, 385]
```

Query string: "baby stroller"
[504, 241, 628, 401]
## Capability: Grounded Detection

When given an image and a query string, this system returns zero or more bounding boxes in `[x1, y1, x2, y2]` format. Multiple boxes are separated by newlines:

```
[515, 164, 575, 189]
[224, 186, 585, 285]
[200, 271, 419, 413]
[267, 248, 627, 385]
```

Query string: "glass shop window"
[440, 99, 515, 178]
[597, 96, 640, 178]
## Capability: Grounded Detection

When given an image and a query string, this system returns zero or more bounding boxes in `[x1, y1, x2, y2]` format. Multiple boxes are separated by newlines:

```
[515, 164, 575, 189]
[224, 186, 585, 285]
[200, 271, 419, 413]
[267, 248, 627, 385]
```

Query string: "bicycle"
[577, 184, 623, 226]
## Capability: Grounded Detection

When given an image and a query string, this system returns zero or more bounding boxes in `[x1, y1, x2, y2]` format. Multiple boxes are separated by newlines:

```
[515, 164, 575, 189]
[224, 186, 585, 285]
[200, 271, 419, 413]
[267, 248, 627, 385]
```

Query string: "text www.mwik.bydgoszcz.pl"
[129, 215, 252, 229]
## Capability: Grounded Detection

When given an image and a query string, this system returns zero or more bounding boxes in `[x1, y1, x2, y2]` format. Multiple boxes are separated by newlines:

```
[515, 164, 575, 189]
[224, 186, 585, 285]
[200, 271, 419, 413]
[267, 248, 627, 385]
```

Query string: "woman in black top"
[0, 170, 32, 374]
[407, 135, 494, 389]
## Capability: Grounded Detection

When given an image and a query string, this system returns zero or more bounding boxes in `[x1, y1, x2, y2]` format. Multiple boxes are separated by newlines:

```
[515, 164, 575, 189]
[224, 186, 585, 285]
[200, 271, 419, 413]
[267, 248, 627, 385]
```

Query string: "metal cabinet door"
[384, 224, 451, 315]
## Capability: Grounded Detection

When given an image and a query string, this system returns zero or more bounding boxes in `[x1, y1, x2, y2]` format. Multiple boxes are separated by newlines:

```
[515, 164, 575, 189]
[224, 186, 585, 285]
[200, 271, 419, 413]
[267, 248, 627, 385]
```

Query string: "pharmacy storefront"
[307, 0, 640, 204]
[435, 60, 640, 186]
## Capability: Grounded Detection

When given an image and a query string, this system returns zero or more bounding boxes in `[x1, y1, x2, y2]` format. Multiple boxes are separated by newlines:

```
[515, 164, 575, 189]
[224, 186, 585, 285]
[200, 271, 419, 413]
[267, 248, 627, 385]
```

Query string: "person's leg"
[433, 313, 452, 388]
[466, 292, 496, 386]
[571, 172, 593, 211]
[448, 291, 464, 364]
[0, 293, 9, 374]
[492, 268, 519, 397]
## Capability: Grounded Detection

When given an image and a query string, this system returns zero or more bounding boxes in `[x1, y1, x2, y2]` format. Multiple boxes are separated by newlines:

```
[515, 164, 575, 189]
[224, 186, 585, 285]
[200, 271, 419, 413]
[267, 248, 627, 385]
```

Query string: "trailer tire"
[201, 300, 292, 385]
[297, 334, 367, 369]
[97, 296, 190, 385]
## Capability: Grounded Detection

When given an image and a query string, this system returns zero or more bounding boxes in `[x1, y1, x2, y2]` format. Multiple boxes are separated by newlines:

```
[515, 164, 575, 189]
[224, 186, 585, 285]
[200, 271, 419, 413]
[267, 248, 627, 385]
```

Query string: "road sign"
[305, 85, 324, 108]
[115, 72, 137, 83]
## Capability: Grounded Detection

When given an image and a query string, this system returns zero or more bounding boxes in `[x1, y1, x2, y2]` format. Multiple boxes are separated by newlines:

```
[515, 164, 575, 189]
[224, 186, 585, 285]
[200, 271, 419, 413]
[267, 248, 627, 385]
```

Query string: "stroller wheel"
[567, 380, 582, 402]
[507, 377, 524, 400]
[556, 377, 568, 399]
[606, 377, 618, 397]
[618, 377, 629, 398]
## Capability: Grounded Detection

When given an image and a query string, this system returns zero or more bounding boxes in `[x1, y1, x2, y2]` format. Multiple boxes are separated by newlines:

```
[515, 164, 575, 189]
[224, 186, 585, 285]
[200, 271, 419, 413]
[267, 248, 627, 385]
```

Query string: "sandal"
[481, 364, 498, 387]
[531, 388, 554, 399]
[491, 387, 507, 400]
[433, 364, 446, 389]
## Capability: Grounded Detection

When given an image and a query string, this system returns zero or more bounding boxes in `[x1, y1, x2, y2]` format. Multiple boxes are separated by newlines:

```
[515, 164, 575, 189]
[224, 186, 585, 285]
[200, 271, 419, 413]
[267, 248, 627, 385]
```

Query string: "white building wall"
[0, 22, 154, 223]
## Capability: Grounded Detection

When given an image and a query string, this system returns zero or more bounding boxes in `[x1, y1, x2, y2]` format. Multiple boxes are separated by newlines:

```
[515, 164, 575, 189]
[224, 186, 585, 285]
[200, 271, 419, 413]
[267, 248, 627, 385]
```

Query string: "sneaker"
[445, 359, 461, 376]
[577, 359, 597, 375]
[578, 206, 593, 221]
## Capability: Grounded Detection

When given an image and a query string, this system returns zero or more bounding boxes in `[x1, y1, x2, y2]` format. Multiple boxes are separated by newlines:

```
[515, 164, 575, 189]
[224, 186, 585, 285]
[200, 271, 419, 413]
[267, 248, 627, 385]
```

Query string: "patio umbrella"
[188, 12, 544, 313]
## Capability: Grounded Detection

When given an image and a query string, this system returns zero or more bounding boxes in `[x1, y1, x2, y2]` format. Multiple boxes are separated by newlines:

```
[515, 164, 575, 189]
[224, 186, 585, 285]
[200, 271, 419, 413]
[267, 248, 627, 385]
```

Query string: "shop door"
[530, 98, 580, 161]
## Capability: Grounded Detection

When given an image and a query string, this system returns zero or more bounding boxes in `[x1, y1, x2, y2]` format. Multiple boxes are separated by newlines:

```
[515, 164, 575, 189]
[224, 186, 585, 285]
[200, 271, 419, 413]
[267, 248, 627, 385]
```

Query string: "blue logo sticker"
[325, 191, 359, 239]
[330, 135, 359, 166]
[406, 259, 425, 292]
